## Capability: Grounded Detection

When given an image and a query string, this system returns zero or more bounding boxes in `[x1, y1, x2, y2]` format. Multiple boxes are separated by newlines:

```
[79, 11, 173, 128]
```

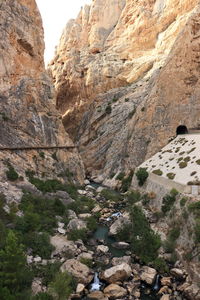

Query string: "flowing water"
[93, 225, 127, 257]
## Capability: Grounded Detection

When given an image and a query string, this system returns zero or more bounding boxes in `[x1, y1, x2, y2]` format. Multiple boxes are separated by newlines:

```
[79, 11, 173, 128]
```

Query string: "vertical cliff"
[0, 0, 85, 199]
[49, 0, 200, 182]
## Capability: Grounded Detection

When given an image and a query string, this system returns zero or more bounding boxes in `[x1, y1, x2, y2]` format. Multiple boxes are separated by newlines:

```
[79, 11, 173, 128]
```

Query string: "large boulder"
[111, 256, 131, 266]
[104, 284, 127, 298]
[67, 218, 87, 231]
[87, 291, 108, 300]
[60, 259, 93, 284]
[109, 214, 130, 236]
[101, 263, 132, 283]
[140, 266, 157, 285]
[50, 235, 77, 257]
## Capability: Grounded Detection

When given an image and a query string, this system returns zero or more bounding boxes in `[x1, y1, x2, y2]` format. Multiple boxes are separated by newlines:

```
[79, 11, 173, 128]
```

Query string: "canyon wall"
[0, 0, 85, 200]
[49, 0, 200, 182]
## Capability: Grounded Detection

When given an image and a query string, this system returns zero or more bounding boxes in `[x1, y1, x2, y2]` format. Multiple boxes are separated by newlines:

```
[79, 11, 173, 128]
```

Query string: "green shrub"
[120, 170, 134, 192]
[67, 195, 95, 214]
[136, 168, 148, 186]
[112, 96, 118, 103]
[32, 292, 53, 300]
[86, 216, 98, 232]
[33, 262, 61, 286]
[188, 201, 200, 217]
[0, 112, 9, 121]
[58, 168, 73, 179]
[196, 159, 200, 165]
[105, 105, 112, 114]
[187, 147, 196, 154]
[67, 228, 88, 241]
[49, 272, 75, 300]
[116, 172, 125, 181]
[180, 197, 187, 207]
[163, 226, 180, 253]
[127, 190, 141, 205]
[6, 163, 19, 181]
[128, 206, 161, 264]
[51, 152, 58, 161]
[100, 189, 122, 202]
[39, 152, 45, 159]
[194, 219, 200, 243]
[23, 232, 54, 259]
[167, 173, 175, 180]
[161, 189, 178, 214]
[17, 192, 67, 233]
[179, 161, 187, 168]
[128, 107, 136, 119]
[125, 98, 129, 102]
[191, 171, 197, 176]
[184, 156, 190, 162]
[79, 258, 93, 268]
[152, 169, 163, 176]
[152, 257, 169, 274]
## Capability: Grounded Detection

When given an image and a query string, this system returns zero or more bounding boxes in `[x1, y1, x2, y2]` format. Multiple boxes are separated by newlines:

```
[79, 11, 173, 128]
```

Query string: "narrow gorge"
[0, 0, 200, 300]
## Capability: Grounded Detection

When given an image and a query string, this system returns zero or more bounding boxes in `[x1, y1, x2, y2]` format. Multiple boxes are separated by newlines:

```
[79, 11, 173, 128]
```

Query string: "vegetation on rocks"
[117, 205, 161, 264]
[161, 189, 179, 215]
[6, 162, 19, 181]
[136, 168, 148, 186]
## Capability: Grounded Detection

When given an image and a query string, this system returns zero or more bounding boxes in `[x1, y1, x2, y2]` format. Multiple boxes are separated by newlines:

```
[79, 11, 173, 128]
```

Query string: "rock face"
[49, 0, 200, 182]
[101, 263, 132, 283]
[0, 0, 85, 191]
[60, 258, 93, 284]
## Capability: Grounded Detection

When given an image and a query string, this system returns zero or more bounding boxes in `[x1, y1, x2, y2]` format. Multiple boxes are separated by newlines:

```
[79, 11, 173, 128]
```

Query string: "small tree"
[0, 230, 32, 297]
[136, 168, 148, 186]
[49, 272, 74, 300]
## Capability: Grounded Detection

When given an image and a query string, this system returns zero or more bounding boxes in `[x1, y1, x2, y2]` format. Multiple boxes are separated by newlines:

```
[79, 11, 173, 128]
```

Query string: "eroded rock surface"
[49, 0, 200, 183]
[0, 0, 85, 189]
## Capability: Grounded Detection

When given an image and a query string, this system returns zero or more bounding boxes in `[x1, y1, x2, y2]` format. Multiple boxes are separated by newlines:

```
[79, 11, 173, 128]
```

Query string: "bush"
[100, 189, 122, 202]
[120, 170, 134, 192]
[39, 152, 45, 159]
[105, 105, 112, 114]
[167, 173, 175, 180]
[152, 169, 163, 176]
[163, 226, 180, 253]
[128, 107, 136, 119]
[32, 292, 53, 300]
[6, 163, 19, 181]
[161, 189, 178, 214]
[67, 228, 88, 241]
[152, 257, 169, 274]
[32, 262, 61, 286]
[49, 272, 75, 300]
[23, 232, 54, 259]
[67, 195, 95, 214]
[79, 258, 93, 268]
[86, 216, 98, 232]
[188, 201, 200, 217]
[116, 172, 125, 181]
[179, 161, 187, 168]
[136, 168, 148, 186]
[180, 197, 187, 207]
[127, 190, 141, 205]
[122, 206, 161, 264]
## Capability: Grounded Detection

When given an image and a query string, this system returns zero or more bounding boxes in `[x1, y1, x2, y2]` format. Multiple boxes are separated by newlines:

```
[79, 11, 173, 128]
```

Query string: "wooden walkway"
[0, 145, 76, 151]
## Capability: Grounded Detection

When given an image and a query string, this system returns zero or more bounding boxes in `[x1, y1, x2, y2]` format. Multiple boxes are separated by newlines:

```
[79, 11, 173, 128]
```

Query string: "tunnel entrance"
[176, 125, 188, 135]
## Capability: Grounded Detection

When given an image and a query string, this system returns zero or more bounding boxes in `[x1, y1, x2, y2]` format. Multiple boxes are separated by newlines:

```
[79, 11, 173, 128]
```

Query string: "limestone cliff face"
[49, 0, 200, 182]
[49, 0, 199, 135]
[0, 0, 85, 190]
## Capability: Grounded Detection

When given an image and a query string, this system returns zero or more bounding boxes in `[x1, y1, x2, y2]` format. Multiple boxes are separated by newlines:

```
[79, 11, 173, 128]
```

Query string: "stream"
[85, 182, 161, 299]
[90, 224, 160, 299]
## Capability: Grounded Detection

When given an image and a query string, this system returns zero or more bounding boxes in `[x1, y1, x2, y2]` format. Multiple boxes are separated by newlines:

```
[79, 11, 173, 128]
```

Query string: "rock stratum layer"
[49, 0, 200, 182]
[0, 0, 85, 190]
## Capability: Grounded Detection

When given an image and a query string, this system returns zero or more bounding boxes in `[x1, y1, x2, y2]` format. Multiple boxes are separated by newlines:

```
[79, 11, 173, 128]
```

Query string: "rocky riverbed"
[28, 181, 198, 300]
